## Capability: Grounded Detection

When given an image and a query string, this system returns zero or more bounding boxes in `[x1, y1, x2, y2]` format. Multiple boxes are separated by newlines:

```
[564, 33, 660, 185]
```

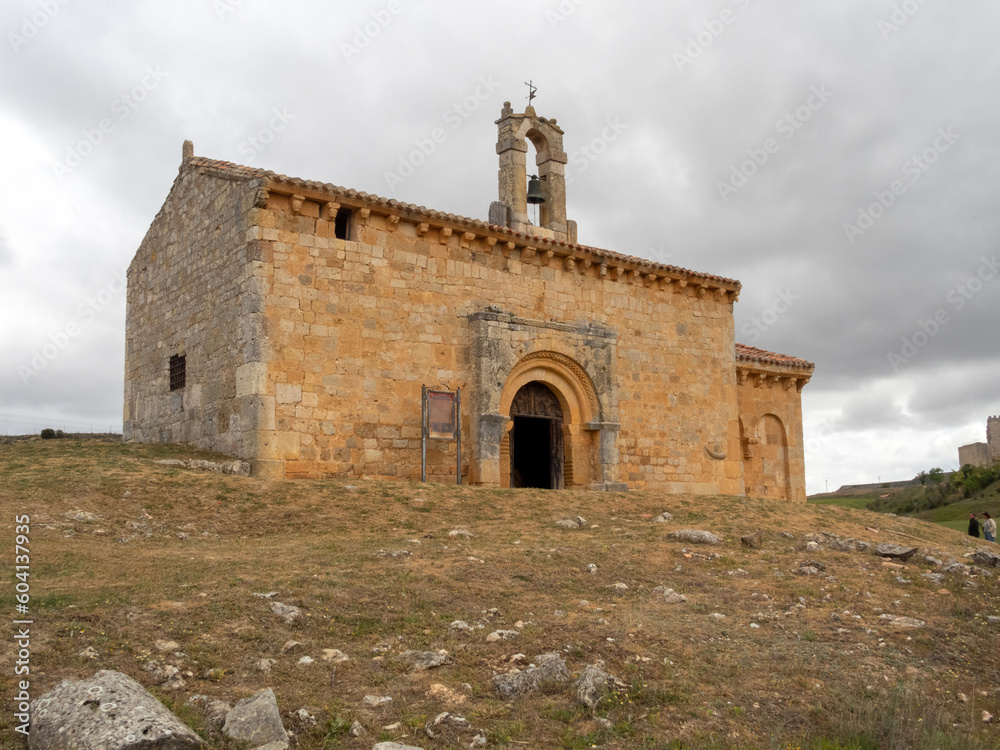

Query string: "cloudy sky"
[1, 0, 997, 494]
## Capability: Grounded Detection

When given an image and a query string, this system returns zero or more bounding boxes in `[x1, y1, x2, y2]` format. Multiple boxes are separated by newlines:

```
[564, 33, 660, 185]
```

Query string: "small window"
[334, 208, 353, 240]
[169, 354, 186, 391]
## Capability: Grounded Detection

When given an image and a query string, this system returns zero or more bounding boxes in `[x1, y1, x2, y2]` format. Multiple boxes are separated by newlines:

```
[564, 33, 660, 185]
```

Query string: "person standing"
[968, 512, 981, 538]
[982, 512, 996, 543]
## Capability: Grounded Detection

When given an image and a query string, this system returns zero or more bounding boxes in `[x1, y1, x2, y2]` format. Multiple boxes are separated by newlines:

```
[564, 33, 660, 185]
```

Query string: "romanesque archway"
[498, 351, 600, 489]
[743, 414, 791, 501]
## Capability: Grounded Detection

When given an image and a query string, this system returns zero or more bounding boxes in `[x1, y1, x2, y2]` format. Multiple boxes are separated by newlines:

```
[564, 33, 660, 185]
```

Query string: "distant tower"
[989, 415, 1000, 461]
[490, 100, 577, 243]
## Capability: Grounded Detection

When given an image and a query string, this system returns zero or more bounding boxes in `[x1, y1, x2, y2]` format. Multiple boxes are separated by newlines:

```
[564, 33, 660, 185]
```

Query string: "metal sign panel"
[427, 390, 457, 440]
[421, 386, 462, 484]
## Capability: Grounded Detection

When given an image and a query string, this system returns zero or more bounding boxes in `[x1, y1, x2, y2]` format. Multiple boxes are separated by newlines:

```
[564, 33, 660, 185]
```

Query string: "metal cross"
[525, 80, 537, 105]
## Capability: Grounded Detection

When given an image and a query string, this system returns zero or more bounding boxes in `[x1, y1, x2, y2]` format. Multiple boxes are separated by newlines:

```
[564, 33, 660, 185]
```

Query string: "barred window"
[169, 354, 186, 391]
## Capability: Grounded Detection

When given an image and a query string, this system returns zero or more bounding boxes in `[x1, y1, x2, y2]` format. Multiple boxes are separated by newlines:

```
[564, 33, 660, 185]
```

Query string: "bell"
[526, 174, 545, 205]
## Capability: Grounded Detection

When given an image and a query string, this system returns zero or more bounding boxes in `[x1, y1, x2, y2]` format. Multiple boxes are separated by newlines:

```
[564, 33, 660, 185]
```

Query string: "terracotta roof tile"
[185, 156, 740, 287]
[736, 343, 814, 371]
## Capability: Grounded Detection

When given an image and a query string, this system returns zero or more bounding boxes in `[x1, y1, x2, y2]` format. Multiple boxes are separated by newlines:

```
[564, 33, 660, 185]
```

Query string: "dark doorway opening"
[512, 417, 553, 489]
[509, 382, 565, 489]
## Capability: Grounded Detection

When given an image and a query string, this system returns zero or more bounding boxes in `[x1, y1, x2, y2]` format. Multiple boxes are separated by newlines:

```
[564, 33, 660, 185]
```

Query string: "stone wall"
[959, 442, 991, 468]
[124, 167, 264, 459]
[736, 367, 809, 502]
[249, 188, 743, 492]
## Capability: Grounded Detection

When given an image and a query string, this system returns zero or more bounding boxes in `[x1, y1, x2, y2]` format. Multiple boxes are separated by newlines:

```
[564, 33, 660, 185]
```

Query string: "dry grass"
[2, 438, 1000, 749]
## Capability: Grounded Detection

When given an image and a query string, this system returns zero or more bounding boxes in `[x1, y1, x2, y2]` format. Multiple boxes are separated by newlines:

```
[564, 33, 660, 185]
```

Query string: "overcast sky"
[1, 0, 997, 494]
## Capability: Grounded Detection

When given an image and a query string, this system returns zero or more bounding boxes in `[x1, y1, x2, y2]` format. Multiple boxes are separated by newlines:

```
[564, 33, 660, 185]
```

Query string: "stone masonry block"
[236, 362, 268, 397]
[276, 383, 303, 404]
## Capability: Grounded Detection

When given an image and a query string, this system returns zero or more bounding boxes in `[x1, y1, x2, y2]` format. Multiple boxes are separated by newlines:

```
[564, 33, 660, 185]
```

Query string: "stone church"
[124, 102, 814, 500]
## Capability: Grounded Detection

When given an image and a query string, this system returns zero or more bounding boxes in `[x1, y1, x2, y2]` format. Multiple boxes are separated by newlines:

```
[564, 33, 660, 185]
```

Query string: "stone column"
[470, 413, 509, 486]
[588, 421, 627, 491]
[496, 102, 529, 229]
[536, 148, 568, 236]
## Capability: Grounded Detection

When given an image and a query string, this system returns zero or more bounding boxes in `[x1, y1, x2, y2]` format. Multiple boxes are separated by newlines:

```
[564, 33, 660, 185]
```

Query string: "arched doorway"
[509, 382, 564, 489]
[497, 351, 604, 489]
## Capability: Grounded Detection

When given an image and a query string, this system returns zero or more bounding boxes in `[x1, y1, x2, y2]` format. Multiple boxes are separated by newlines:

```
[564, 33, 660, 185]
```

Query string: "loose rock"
[398, 650, 452, 670]
[666, 529, 721, 545]
[486, 630, 519, 642]
[740, 532, 762, 549]
[652, 511, 674, 523]
[652, 586, 687, 604]
[876, 544, 919, 562]
[494, 653, 572, 699]
[223, 688, 288, 748]
[270, 601, 302, 624]
[29, 670, 203, 750]
[424, 711, 472, 738]
[971, 549, 1000, 568]
[322, 648, 350, 662]
[575, 663, 627, 710]
[556, 516, 588, 529]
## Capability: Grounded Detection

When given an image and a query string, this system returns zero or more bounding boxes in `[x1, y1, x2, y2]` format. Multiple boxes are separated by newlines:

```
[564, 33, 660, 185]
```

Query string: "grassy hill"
[3, 439, 1000, 749]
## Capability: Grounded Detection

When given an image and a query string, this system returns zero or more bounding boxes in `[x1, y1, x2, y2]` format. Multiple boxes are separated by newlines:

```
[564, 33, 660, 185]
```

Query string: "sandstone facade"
[125, 105, 814, 500]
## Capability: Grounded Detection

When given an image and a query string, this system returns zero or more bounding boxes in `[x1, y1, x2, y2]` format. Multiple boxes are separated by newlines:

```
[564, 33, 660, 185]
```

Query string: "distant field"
[806, 495, 874, 510]
[3, 439, 1000, 749]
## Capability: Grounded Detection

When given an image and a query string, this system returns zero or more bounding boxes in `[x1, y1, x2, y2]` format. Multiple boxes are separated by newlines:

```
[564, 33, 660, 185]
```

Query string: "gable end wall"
[124, 167, 267, 458]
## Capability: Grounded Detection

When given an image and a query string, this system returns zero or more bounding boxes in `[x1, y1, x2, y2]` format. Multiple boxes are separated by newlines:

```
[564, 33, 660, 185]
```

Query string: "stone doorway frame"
[497, 352, 604, 489]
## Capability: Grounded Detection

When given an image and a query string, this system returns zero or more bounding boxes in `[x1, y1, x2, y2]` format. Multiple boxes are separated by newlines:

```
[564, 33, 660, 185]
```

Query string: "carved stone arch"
[499, 350, 601, 425]
[497, 351, 605, 489]
[522, 125, 550, 154]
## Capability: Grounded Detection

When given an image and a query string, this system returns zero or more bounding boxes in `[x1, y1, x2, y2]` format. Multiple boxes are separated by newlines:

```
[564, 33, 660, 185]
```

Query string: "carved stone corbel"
[705, 444, 727, 461]
[324, 202, 340, 221]
[290, 194, 305, 214]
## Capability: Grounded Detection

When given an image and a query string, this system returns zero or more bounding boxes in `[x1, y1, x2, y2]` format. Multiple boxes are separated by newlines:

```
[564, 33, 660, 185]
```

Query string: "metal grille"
[169, 354, 186, 391]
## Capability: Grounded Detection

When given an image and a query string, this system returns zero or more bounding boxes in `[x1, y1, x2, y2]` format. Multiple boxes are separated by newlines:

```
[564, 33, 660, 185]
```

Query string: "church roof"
[736, 343, 814, 371]
[184, 155, 741, 288]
